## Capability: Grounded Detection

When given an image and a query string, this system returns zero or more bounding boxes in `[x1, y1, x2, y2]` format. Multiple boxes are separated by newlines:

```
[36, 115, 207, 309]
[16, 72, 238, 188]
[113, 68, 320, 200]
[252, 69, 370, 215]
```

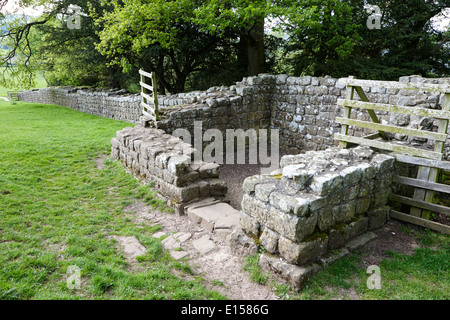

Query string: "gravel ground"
[219, 149, 290, 210]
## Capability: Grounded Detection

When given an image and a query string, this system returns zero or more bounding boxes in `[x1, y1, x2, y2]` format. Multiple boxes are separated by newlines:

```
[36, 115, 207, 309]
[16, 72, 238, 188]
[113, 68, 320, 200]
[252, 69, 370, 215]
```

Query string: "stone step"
[186, 201, 240, 238]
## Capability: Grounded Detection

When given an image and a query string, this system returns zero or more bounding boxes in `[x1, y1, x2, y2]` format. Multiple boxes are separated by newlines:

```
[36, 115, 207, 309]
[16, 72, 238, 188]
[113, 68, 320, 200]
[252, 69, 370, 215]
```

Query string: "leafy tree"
[94, 0, 248, 93]
[281, 0, 450, 79]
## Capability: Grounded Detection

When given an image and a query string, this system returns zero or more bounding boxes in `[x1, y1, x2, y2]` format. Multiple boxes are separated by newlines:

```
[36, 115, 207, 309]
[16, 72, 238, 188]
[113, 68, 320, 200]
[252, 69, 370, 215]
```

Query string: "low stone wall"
[111, 125, 228, 213]
[237, 146, 395, 290]
[18, 87, 143, 123]
[18, 75, 449, 158]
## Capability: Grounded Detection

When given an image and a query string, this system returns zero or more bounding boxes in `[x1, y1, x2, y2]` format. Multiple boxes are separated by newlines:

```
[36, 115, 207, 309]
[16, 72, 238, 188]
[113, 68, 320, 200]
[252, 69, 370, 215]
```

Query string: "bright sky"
[1, 0, 45, 16]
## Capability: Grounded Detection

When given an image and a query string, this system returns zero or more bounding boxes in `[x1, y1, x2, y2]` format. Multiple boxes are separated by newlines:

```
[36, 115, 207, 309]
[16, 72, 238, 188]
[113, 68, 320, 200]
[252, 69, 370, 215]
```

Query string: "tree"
[94, 0, 247, 93]
[280, 0, 450, 79]
[0, 0, 123, 88]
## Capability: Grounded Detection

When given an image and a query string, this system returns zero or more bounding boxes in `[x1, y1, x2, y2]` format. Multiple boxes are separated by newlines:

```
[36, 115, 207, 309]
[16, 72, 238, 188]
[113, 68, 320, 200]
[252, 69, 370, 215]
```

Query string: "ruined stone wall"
[269, 75, 450, 157]
[17, 87, 142, 123]
[110, 125, 228, 213]
[18, 75, 449, 157]
[238, 146, 395, 290]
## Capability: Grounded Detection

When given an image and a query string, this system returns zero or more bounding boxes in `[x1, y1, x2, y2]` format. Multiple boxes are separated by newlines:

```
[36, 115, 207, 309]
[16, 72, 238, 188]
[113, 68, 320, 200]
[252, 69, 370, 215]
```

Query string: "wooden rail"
[335, 76, 450, 234]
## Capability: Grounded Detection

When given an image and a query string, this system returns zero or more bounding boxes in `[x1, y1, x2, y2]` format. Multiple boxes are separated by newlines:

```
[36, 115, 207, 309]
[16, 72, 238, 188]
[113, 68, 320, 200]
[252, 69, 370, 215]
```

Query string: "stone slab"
[112, 236, 147, 260]
[193, 235, 218, 255]
[187, 202, 240, 233]
[170, 250, 189, 260]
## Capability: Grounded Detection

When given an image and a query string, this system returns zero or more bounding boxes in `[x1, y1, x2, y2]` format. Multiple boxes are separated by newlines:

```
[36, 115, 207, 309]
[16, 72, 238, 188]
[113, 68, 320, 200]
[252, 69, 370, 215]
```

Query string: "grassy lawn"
[0, 100, 225, 300]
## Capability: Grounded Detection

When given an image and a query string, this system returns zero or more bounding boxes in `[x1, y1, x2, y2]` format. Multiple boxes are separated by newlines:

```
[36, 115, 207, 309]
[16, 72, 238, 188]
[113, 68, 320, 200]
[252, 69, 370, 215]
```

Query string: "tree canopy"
[1, 0, 449, 92]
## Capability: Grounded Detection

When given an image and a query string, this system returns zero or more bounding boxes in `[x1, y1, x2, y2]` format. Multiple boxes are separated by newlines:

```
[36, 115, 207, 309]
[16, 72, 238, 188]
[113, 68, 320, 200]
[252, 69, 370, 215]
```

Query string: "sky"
[1, 0, 45, 16]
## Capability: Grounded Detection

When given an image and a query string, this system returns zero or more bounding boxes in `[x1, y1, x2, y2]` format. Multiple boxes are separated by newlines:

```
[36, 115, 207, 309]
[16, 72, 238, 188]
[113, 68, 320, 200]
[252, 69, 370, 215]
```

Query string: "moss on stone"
[272, 173, 282, 180]
[304, 232, 328, 242]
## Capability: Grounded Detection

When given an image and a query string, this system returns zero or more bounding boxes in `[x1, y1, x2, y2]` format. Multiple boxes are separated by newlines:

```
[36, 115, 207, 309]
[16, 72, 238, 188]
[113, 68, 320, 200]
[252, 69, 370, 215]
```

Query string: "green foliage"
[281, 0, 450, 79]
[242, 255, 269, 285]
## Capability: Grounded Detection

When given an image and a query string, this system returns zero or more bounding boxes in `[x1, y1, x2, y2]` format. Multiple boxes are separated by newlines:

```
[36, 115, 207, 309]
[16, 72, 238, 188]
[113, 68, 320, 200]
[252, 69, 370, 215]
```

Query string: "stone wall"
[18, 87, 142, 123]
[18, 75, 450, 158]
[110, 125, 228, 214]
[237, 146, 395, 290]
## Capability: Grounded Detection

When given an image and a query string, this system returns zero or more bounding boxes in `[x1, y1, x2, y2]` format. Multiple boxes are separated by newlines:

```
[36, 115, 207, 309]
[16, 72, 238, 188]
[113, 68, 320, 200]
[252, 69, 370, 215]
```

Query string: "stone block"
[227, 228, 259, 257]
[268, 192, 310, 217]
[259, 253, 322, 292]
[278, 234, 328, 265]
[209, 178, 227, 196]
[310, 173, 343, 196]
[316, 205, 334, 231]
[265, 207, 317, 242]
[340, 166, 362, 186]
[242, 175, 276, 194]
[255, 183, 277, 203]
[260, 227, 279, 254]
[348, 216, 369, 239]
[328, 224, 351, 250]
[239, 210, 260, 236]
[167, 155, 191, 175]
[367, 206, 389, 230]
[198, 163, 220, 178]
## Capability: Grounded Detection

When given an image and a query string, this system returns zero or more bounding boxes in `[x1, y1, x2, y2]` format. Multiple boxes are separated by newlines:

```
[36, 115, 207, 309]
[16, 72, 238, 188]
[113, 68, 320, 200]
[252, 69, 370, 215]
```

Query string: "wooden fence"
[139, 69, 159, 123]
[335, 76, 450, 234]
[7, 91, 20, 101]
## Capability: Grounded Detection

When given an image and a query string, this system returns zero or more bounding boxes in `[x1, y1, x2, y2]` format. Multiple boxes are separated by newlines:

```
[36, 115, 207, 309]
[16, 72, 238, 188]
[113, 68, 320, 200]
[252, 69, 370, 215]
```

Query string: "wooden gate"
[139, 69, 159, 124]
[7, 91, 20, 101]
[335, 76, 450, 234]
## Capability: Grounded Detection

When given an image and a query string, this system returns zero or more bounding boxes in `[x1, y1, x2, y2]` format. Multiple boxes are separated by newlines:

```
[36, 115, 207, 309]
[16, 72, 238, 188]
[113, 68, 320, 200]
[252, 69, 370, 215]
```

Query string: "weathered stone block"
[278, 235, 328, 265]
[167, 155, 191, 175]
[239, 210, 260, 236]
[259, 253, 322, 292]
[348, 216, 369, 238]
[255, 183, 277, 203]
[209, 178, 227, 196]
[242, 175, 276, 194]
[367, 206, 389, 230]
[310, 173, 343, 196]
[260, 227, 279, 254]
[328, 224, 351, 250]
[268, 192, 310, 217]
[198, 163, 220, 178]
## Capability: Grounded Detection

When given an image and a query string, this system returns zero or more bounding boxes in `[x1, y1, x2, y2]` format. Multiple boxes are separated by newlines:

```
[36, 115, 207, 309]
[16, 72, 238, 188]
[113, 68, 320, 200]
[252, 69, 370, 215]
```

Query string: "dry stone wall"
[18, 87, 142, 123]
[18, 75, 450, 158]
[111, 125, 228, 213]
[238, 146, 395, 290]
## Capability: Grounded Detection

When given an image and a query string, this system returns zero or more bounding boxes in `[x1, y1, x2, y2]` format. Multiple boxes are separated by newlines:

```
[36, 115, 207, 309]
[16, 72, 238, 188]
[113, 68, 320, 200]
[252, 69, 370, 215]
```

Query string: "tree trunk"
[246, 19, 266, 76]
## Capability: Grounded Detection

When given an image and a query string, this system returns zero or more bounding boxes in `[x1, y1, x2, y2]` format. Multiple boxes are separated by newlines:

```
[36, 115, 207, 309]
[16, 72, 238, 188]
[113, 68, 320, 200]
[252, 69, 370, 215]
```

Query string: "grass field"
[0, 100, 449, 300]
[0, 100, 225, 300]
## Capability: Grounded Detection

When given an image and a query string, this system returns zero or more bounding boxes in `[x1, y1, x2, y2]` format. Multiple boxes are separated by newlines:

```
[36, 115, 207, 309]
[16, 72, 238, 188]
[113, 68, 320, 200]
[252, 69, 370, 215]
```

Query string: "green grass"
[0, 100, 225, 300]
[258, 227, 449, 300]
[0, 69, 48, 98]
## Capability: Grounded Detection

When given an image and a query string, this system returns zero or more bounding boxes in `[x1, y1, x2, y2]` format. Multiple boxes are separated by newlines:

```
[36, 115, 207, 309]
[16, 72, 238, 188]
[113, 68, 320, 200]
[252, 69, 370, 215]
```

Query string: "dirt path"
[125, 200, 280, 300]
